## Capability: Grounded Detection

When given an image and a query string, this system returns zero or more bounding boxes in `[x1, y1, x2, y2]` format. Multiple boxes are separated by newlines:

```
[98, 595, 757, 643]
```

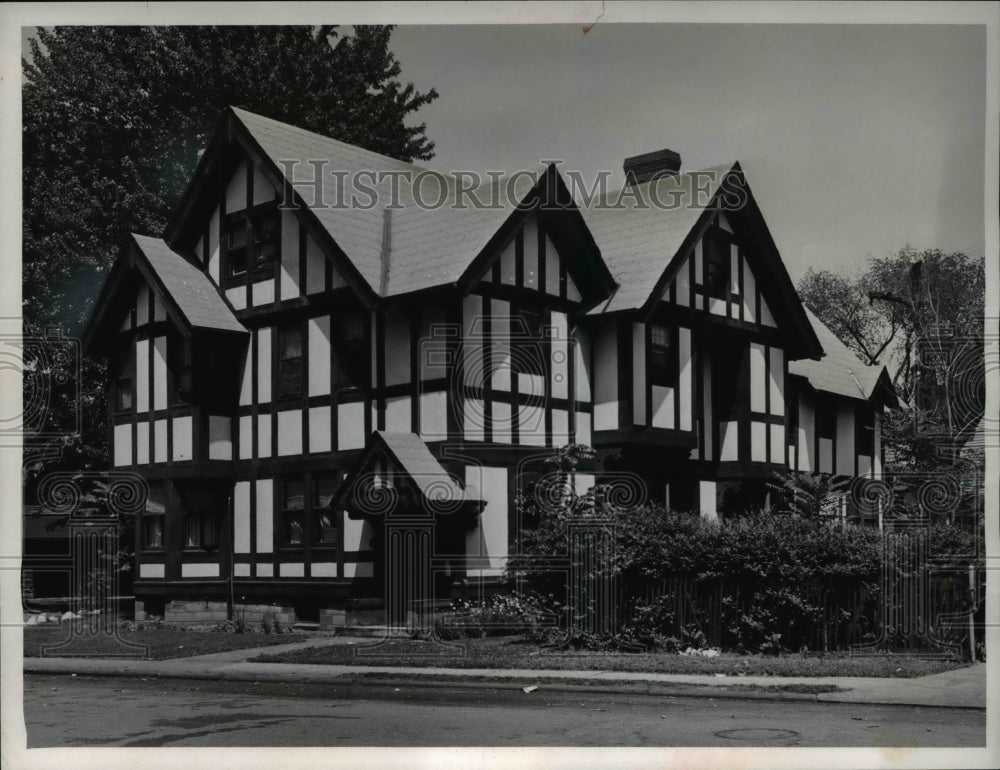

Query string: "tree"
[798, 247, 985, 523]
[22, 25, 439, 480]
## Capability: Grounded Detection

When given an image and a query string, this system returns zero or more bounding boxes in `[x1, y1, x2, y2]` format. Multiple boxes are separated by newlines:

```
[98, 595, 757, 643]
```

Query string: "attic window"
[703, 229, 730, 298]
[225, 202, 279, 280]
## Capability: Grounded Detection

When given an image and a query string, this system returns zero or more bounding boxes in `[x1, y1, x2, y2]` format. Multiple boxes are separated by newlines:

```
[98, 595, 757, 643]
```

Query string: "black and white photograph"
[1, 2, 997, 768]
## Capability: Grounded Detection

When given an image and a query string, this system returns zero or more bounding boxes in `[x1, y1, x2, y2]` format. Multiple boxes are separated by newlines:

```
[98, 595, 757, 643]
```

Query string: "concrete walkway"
[23, 635, 986, 710]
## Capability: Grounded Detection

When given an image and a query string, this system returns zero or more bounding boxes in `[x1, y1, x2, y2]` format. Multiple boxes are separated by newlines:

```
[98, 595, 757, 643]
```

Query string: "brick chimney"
[623, 148, 682, 186]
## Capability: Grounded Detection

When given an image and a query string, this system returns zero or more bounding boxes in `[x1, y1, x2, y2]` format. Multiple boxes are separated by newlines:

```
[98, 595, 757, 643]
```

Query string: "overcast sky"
[19, 21, 987, 283]
[388, 23, 986, 282]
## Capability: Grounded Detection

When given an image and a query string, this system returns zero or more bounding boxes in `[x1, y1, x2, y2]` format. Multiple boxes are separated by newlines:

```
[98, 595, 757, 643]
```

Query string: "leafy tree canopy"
[22, 25, 438, 476]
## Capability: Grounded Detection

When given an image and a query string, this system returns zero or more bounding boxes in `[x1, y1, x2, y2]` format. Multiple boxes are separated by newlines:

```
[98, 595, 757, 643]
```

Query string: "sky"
[17, 20, 988, 284]
[387, 23, 987, 282]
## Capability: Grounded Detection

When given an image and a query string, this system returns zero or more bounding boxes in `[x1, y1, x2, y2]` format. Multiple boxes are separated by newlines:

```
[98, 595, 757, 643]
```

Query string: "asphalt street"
[22, 674, 986, 748]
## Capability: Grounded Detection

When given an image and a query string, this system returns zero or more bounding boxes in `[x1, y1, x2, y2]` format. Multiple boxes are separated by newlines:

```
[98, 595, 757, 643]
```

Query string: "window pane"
[184, 516, 200, 548]
[337, 316, 365, 343]
[278, 360, 302, 397]
[146, 483, 166, 515]
[229, 247, 248, 275]
[286, 514, 304, 544]
[314, 476, 339, 508]
[280, 329, 303, 360]
[144, 516, 164, 549]
[651, 325, 670, 348]
[229, 218, 248, 248]
[117, 378, 133, 411]
[704, 232, 729, 296]
[202, 517, 218, 549]
[284, 478, 305, 510]
[318, 510, 337, 544]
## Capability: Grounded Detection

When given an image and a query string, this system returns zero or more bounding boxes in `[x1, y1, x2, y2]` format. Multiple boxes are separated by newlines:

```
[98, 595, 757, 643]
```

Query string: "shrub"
[434, 592, 560, 640]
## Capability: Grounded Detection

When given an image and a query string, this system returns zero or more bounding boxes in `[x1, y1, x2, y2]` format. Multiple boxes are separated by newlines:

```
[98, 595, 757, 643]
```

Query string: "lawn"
[253, 635, 966, 678]
[22, 624, 306, 660]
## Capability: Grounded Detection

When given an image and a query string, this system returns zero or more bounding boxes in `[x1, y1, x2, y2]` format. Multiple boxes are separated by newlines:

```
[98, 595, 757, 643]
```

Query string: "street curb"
[22, 665, 986, 711]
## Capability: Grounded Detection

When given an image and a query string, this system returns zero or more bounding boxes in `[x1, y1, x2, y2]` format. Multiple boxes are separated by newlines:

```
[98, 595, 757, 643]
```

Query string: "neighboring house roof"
[582, 164, 734, 314]
[132, 235, 246, 334]
[790, 306, 896, 404]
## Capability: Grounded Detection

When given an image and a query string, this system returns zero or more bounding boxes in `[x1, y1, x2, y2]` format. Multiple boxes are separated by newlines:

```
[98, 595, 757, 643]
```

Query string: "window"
[114, 349, 132, 411]
[184, 514, 218, 550]
[116, 377, 133, 411]
[313, 475, 339, 546]
[226, 203, 279, 279]
[227, 214, 250, 277]
[253, 208, 279, 266]
[168, 331, 192, 404]
[143, 483, 165, 550]
[817, 398, 837, 440]
[277, 326, 304, 398]
[282, 477, 306, 545]
[856, 406, 875, 456]
[649, 324, 674, 386]
[703, 229, 730, 298]
[333, 314, 368, 389]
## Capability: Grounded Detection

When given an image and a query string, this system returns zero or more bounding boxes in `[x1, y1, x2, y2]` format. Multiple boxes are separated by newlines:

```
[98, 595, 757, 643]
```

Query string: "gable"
[84, 235, 247, 355]
[188, 150, 351, 312]
[659, 210, 779, 327]
[475, 213, 583, 303]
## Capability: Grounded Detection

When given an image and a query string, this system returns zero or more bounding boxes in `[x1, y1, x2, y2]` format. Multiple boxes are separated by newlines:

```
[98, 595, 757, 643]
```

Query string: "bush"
[506, 446, 979, 654]
[434, 592, 560, 640]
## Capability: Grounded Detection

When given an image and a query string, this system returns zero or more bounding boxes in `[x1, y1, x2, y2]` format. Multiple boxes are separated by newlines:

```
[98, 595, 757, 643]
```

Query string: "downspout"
[227, 491, 234, 621]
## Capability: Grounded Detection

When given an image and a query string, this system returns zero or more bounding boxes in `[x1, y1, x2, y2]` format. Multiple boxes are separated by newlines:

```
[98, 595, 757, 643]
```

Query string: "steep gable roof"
[84, 234, 247, 354]
[333, 432, 483, 517]
[133, 235, 246, 333]
[167, 108, 614, 303]
[582, 163, 823, 359]
[790, 307, 897, 405]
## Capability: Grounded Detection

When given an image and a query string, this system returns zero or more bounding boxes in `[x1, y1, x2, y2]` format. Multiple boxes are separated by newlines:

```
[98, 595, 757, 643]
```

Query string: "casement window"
[313, 474, 340, 546]
[142, 482, 165, 550]
[281, 477, 306, 545]
[183, 513, 218, 550]
[703, 228, 730, 298]
[649, 324, 675, 386]
[333, 314, 368, 390]
[113, 348, 133, 412]
[277, 326, 304, 398]
[225, 203, 279, 280]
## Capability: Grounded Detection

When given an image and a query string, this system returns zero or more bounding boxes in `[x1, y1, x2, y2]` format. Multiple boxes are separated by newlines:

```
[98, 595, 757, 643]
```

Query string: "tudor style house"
[84, 108, 897, 626]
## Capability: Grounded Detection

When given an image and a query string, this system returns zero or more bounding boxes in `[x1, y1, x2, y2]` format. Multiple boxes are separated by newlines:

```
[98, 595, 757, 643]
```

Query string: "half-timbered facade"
[84, 108, 896, 625]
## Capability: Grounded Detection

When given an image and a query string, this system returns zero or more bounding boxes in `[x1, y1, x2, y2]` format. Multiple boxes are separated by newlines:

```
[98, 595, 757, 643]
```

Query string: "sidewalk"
[22, 636, 986, 710]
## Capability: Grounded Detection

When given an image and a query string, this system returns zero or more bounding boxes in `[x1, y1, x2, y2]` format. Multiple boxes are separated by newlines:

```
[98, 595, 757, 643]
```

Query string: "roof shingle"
[789, 307, 888, 401]
[133, 234, 246, 334]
